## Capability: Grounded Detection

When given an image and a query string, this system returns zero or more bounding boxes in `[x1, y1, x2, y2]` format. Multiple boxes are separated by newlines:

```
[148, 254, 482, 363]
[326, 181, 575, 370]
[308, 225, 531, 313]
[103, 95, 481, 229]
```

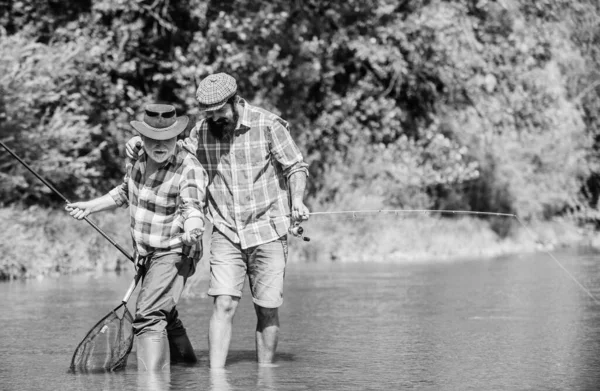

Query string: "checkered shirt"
[109, 144, 207, 262]
[182, 98, 309, 249]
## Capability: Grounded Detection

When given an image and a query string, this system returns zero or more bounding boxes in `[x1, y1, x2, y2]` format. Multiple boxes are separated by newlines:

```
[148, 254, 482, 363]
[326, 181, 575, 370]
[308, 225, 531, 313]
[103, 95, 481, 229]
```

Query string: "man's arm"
[66, 161, 132, 219]
[288, 171, 309, 222]
[178, 163, 207, 245]
[268, 118, 309, 179]
[267, 118, 310, 222]
[65, 155, 132, 220]
[65, 194, 119, 220]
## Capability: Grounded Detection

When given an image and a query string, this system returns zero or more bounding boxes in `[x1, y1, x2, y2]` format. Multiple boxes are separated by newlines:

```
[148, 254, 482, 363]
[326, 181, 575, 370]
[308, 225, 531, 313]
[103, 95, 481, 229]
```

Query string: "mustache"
[208, 122, 227, 139]
[208, 118, 231, 126]
[208, 114, 238, 139]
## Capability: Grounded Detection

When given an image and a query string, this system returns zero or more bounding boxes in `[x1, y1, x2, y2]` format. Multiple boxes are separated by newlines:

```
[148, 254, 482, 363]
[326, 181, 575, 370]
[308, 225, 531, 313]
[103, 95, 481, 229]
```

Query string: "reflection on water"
[137, 370, 171, 391]
[1, 249, 600, 390]
[210, 369, 231, 391]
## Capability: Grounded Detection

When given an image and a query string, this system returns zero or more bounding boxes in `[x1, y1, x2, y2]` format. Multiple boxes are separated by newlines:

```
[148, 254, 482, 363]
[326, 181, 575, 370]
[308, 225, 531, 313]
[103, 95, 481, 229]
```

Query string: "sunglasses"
[145, 109, 175, 118]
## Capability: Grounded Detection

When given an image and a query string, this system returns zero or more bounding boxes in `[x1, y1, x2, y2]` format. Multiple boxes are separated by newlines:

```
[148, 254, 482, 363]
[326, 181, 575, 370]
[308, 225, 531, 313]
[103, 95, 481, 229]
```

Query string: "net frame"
[69, 270, 142, 373]
[69, 302, 135, 372]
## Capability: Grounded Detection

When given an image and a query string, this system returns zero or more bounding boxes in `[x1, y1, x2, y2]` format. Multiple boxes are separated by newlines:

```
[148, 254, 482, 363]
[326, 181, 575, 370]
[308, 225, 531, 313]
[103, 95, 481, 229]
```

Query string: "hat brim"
[197, 90, 237, 112]
[130, 116, 189, 140]
[198, 100, 228, 112]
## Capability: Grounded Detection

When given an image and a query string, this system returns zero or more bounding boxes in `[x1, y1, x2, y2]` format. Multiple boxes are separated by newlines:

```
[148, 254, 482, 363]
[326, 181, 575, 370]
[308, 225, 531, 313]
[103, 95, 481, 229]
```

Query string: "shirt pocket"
[236, 144, 269, 167]
[154, 187, 178, 215]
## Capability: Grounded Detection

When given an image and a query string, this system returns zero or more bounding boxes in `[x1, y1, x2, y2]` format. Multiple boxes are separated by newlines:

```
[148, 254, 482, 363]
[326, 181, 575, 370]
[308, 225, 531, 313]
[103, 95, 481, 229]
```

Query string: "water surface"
[2, 249, 600, 390]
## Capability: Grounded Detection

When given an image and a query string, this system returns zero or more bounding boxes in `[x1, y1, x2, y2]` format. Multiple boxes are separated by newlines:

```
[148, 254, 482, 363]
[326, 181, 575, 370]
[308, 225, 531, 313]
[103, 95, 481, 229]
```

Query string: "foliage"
[1, 203, 583, 279]
[0, 205, 129, 279]
[1, 0, 600, 226]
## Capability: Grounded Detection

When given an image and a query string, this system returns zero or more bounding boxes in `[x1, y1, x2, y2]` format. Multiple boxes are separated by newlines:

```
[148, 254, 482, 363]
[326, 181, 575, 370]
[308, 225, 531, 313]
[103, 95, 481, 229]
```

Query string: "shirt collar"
[236, 98, 251, 131]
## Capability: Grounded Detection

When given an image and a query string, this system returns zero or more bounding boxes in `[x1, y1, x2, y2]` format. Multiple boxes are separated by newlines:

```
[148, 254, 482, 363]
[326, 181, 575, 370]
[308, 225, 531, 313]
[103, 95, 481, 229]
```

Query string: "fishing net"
[70, 302, 135, 372]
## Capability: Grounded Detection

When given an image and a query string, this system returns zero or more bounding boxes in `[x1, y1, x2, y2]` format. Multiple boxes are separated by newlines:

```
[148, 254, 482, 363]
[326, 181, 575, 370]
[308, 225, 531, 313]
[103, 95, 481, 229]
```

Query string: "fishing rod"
[309, 209, 516, 218]
[0, 140, 134, 262]
[290, 208, 600, 305]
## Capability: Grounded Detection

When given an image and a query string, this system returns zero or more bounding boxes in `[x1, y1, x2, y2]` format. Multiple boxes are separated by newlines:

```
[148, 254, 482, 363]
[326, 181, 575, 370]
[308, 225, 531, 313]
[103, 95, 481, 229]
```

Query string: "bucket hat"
[196, 73, 237, 112]
[130, 104, 189, 140]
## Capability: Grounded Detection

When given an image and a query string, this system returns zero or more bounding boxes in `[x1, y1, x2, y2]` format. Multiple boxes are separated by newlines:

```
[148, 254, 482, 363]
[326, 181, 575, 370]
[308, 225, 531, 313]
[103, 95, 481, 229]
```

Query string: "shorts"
[207, 228, 288, 308]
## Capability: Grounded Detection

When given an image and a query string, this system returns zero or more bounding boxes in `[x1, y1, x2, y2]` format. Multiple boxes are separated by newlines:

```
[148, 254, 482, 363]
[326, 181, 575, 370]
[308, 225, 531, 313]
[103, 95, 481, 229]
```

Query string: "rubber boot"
[168, 329, 197, 364]
[137, 331, 170, 372]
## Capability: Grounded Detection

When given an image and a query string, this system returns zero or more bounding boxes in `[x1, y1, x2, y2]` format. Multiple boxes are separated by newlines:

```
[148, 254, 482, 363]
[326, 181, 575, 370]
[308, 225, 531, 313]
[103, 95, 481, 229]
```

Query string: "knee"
[213, 296, 238, 318]
[255, 306, 278, 323]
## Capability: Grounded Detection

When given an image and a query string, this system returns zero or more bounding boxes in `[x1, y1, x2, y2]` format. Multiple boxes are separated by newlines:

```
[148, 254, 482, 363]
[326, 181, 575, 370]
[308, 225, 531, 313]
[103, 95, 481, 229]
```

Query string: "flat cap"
[196, 73, 238, 112]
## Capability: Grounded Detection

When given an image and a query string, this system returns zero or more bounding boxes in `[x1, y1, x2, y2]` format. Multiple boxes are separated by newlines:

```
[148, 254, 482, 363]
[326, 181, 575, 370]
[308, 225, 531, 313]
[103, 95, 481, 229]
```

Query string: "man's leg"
[207, 229, 247, 368]
[254, 305, 280, 364]
[209, 295, 240, 368]
[248, 236, 288, 365]
[134, 253, 194, 371]
[167, 317, 197, 364]
[166, 308, 197, 364]
[136, 331, 170, 372]
[165, 254, 197, 364]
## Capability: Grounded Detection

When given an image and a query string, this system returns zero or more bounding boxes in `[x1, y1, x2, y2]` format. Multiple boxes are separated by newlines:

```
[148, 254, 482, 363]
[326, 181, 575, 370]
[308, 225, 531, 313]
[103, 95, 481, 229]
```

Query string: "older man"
[126, 73, 310, 368]
[68, 104, 208, 371]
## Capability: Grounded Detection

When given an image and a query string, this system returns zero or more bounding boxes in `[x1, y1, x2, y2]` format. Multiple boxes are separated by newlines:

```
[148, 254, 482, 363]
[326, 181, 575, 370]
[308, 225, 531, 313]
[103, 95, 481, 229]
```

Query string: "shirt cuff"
[184, 213, 205, 230]
[108, 188, 128, 208]
[286, 165, 309, 179]
[182, 206, 204, 221]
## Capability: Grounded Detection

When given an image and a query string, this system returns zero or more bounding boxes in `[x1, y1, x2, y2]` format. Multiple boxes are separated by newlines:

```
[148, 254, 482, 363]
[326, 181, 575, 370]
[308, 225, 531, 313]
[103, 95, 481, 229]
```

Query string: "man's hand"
[125, 136, 143, 159]
[182, 228, 203, 246]
[291, 199, 310, 223]
[65, 201, 97, 220]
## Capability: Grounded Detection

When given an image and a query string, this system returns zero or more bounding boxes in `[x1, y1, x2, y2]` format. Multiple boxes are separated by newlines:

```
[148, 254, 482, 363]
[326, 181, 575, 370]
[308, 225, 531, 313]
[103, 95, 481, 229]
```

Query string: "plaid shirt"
[182, 98, 308, 249]
[109, 144, 207, 262]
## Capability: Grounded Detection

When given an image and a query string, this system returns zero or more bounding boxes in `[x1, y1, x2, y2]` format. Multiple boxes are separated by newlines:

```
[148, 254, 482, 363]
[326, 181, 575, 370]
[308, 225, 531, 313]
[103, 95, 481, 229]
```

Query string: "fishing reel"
[289, 222, 310, 242]
[190, 228, 203, 242]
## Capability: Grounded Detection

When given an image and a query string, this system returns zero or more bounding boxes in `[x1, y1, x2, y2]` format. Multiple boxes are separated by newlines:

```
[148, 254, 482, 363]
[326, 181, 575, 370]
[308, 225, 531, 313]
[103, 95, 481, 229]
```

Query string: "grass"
[0, 205, 131, 280]
[0, 205, 589, 282]
[288, 211, 586, 263]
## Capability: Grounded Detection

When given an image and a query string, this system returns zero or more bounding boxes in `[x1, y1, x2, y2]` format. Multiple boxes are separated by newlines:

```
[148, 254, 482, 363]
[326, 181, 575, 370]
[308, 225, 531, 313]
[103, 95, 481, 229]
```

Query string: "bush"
[1, 0, 600, 224]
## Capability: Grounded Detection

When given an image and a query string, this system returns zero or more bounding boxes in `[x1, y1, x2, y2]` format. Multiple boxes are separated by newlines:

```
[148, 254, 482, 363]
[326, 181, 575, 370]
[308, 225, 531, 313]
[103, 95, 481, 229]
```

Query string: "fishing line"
[308, 209, 516, 218]
[288, 208, 600, 305]
[513, 217, 600, 306]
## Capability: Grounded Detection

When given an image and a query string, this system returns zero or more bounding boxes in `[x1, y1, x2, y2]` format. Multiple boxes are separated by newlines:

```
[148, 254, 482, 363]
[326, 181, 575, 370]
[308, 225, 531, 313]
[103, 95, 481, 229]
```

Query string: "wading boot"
[168, 329, 197, 364]
[137, 331, 170, 372]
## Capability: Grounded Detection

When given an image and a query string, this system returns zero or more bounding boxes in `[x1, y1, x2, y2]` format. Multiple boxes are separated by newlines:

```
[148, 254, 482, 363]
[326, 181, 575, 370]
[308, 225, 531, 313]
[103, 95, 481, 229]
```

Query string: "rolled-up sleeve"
[178, 162, 207, 226]
[269, 118, 309, 179]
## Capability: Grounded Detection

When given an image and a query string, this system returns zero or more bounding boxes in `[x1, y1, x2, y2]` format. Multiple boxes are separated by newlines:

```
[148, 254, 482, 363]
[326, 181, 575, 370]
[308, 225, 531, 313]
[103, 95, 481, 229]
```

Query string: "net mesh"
[70, 302, 135, 372]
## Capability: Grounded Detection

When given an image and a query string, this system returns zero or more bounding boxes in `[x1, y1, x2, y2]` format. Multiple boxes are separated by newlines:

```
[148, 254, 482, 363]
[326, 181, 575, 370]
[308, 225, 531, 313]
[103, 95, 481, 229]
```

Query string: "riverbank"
[0, 206, 597, 280]
[0, 206, 131, 280]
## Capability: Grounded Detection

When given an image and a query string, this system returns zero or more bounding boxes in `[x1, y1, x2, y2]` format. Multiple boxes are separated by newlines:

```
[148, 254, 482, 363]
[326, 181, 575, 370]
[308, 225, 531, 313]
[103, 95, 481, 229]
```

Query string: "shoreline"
[1, 206, 597, 280]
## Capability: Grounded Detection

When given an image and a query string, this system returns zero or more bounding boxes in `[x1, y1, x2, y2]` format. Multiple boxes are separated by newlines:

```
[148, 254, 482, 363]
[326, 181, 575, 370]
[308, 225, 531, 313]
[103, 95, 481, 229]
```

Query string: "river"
[2, 249, 600, 390]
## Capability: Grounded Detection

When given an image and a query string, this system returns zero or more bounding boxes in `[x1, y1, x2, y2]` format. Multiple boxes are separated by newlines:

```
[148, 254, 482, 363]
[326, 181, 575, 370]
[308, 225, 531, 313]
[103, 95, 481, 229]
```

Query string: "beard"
[143, 138, 177, 164]
[207, 107, 239, 140]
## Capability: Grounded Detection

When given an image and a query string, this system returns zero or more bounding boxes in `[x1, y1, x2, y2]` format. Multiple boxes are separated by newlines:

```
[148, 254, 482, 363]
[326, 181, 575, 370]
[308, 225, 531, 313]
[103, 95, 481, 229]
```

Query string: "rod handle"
[121, 268, 144, 304]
